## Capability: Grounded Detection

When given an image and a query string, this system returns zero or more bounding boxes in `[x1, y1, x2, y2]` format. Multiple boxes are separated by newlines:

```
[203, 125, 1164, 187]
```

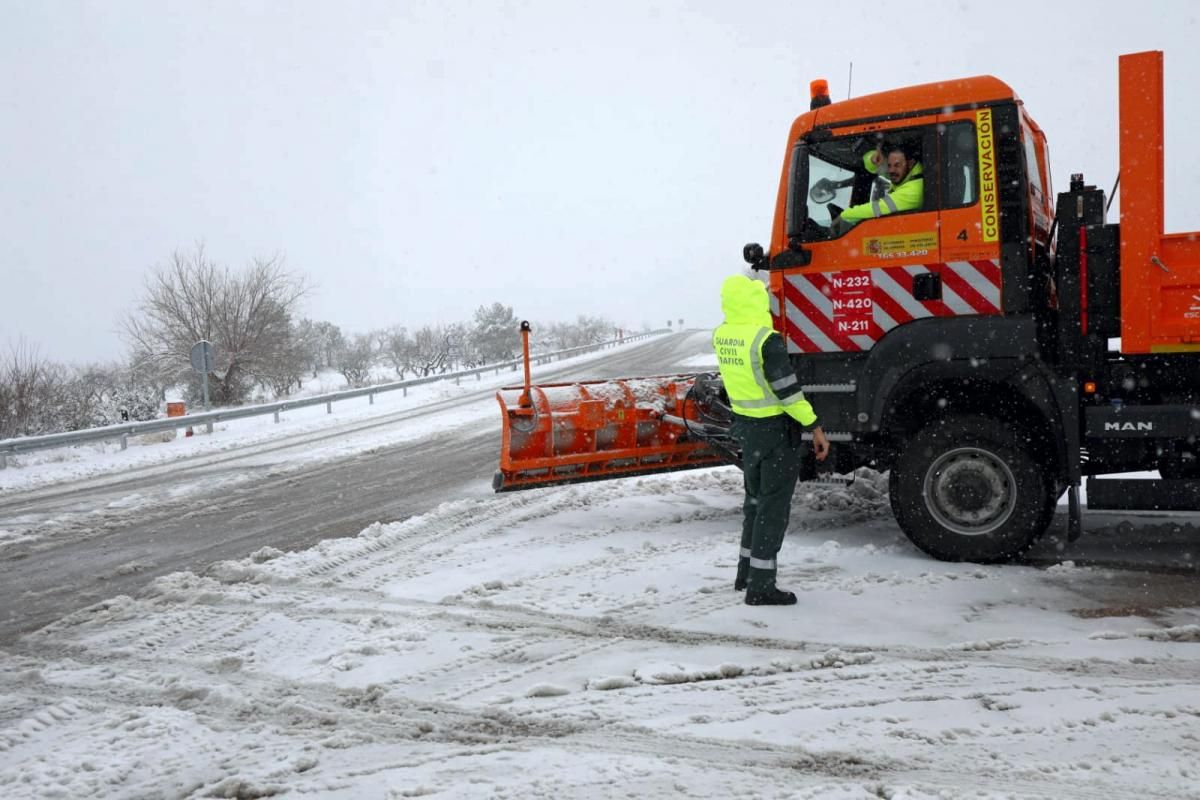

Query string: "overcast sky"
[2, 0, 1197, 363]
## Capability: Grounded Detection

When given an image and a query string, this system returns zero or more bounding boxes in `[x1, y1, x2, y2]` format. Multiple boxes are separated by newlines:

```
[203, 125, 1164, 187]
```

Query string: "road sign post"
[190, 340, 216, 411]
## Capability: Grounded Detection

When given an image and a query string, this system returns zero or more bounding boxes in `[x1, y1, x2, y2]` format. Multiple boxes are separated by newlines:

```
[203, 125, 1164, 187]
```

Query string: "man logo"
[1104, 421, 1154, 431]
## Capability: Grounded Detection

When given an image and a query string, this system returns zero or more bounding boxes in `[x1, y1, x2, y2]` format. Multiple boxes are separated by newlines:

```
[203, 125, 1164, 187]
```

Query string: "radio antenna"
[847, 62, 854, 99]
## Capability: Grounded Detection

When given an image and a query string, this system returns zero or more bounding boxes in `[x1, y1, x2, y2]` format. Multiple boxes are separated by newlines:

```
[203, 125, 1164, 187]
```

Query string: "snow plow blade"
[493, 375, 735, 492]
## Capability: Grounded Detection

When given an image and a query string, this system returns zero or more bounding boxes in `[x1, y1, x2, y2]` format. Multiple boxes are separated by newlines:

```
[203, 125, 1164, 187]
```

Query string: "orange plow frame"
[493, 375, 732, 492]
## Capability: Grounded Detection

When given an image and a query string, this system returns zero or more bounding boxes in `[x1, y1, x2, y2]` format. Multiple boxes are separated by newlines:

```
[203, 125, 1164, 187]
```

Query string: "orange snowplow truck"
[496, 51, 1200, 563]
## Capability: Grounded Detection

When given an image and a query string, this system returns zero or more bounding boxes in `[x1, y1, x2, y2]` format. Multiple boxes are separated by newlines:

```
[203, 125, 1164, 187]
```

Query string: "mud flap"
[1067, 484, 1083, 542]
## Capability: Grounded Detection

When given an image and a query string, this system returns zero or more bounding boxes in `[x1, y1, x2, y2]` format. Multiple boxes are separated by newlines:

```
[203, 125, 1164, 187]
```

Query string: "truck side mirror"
[743, 242, 767, 270]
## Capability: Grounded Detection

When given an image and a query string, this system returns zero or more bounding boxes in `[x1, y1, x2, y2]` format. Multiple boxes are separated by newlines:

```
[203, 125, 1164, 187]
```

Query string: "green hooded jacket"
[712, 275, 817, 426]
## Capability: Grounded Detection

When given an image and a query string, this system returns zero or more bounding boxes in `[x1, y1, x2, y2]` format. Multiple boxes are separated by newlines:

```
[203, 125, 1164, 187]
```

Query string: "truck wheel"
[890, 415, 1052, 563]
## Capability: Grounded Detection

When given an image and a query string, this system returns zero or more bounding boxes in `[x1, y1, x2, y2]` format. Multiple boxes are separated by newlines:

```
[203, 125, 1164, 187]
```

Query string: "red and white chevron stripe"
[770, 260, 1002, 354]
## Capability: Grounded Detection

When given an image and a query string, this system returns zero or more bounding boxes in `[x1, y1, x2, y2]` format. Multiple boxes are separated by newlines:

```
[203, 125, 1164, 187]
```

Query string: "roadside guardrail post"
[369, 392, 375, 405]
[326, 401, 332, 414]
[120, 434, 128, 451]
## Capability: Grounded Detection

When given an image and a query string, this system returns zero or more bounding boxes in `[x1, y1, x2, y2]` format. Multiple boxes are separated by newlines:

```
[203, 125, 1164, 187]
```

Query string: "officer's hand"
[811, 426, 831, 461]
[870, 149, 883, 167]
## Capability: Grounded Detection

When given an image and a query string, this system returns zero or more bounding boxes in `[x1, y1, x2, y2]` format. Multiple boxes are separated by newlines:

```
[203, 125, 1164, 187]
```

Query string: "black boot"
[734, 557, 749, 591]
[745, 587, 797, 606]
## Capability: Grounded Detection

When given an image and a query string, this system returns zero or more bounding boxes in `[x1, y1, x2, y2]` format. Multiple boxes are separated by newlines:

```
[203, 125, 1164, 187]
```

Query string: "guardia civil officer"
[713, 274, 830, 606]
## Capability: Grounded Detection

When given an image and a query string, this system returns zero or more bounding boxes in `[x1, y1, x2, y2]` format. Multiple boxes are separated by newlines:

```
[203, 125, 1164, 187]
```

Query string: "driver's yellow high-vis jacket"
[840, 153, 924, 221]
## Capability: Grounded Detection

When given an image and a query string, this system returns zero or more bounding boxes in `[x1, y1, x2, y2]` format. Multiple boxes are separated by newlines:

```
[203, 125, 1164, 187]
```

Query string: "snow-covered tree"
[336, 333, 376, 387]
[382, 326, 412, 378]
[408, 325, 451, 376]
[469, 302, 521, 364]
[0, 341, 62, 438]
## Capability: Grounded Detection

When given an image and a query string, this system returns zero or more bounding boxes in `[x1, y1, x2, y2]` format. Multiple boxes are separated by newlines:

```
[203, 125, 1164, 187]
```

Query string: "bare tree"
[257, 320, 314, 397]
[382, 326, 412, 378]
[123, 245, 308, 405]
[0, 341, 62, 439]
[444, 322, 472, 370]
[336, 333, 376, 387]
[540, 321, 572, 350]
[127, 347, 173, 403]
[573, 314, 613, 345]
[407, 325, 451, 377]
[370, 327, 391, 356]
[539, 315, 615, 350]
[313, 321, 345, 372]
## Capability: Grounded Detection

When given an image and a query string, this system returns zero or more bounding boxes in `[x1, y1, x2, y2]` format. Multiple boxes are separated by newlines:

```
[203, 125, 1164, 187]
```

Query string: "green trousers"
[732, 415, 801, 593]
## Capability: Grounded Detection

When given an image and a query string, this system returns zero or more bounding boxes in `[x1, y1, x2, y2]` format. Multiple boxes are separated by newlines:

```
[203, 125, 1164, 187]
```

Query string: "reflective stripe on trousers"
[741, 547, 775, 569]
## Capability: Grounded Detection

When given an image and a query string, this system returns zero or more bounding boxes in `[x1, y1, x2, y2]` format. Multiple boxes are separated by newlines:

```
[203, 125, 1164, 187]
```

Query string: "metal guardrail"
[0, 330, 669, 468]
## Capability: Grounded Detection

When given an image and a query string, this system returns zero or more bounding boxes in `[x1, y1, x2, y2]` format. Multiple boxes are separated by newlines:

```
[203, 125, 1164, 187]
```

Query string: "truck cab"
[764, 76, 1054, 356]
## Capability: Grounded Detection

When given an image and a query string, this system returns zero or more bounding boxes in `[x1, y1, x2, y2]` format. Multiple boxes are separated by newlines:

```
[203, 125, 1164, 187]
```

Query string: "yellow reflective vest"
[713, 275, 817, 426]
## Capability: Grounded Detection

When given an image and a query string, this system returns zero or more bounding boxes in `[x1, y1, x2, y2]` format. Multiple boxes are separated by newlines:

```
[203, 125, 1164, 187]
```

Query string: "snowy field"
[2, 334, 1199, 798]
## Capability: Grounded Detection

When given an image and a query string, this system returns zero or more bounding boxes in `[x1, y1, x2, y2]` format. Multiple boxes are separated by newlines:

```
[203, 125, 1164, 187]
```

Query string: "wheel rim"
[922, 446, 1017, 536]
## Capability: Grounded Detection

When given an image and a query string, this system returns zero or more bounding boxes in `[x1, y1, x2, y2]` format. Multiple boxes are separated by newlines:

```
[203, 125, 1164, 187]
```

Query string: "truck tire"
[890, 415, 1052, 563]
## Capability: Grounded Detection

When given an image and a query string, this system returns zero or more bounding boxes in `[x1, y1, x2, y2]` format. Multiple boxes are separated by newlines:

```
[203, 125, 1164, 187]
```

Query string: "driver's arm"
[863, 149, 883, 174]
[838, 200, 876, 222]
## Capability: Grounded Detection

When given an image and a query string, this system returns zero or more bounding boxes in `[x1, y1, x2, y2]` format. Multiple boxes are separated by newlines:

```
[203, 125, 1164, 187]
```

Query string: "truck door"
[933, 110, 1005, 319]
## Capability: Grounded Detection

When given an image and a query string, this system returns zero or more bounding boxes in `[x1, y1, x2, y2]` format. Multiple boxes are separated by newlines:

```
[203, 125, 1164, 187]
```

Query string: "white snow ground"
[2, 334, 1199, 798]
